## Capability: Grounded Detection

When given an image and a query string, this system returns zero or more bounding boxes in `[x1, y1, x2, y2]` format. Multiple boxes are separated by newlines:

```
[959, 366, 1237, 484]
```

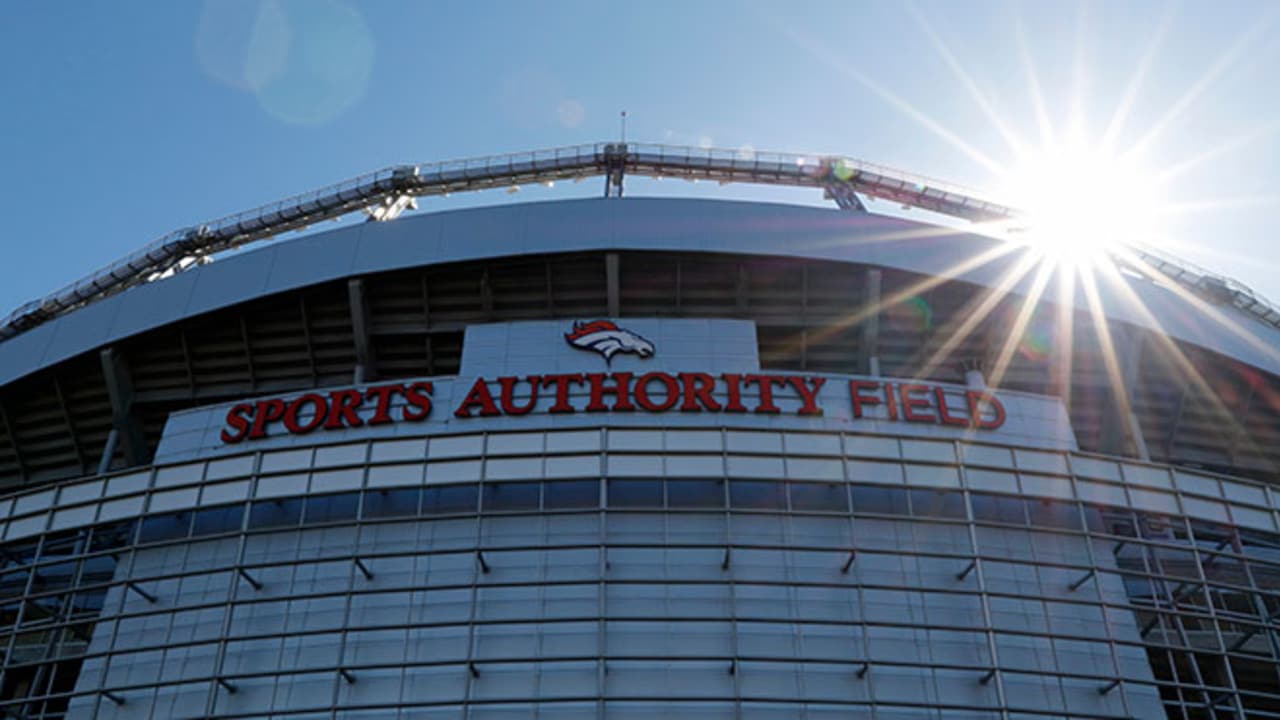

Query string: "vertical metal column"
[1063, 454, 1134, 718]
[861, 269, 882, 377]
[605, 253, 621, 319]
[596, 427, 609, 720]
[1118, 329, 1151, 461]
[99, 347, 147, 468]
[955, 444, 1011, 719]
[348, 278, 377, 385]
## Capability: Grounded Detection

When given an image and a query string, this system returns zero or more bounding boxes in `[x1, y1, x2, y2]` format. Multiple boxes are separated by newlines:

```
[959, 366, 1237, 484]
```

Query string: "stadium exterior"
[1, 145, 1279, 719]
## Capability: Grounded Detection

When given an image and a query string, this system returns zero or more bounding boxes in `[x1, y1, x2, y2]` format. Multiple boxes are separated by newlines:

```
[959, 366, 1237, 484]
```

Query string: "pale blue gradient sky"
[2, 1, 1278, 314]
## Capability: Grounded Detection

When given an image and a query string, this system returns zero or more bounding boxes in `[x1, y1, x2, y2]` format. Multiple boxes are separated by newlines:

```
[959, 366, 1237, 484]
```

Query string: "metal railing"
[2, 141, 1274, 341]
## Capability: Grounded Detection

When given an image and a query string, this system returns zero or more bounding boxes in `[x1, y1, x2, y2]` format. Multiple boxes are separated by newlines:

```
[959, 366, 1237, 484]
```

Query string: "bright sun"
[998, 143, 1167, 266]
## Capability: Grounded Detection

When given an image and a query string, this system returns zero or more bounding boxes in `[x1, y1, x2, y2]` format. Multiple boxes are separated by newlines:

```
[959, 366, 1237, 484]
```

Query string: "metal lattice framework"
[3, 141, 1276, 341]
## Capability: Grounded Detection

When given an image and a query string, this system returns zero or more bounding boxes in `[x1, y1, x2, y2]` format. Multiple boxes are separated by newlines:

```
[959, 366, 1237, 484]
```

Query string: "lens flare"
[998, 144, 1169, 268]
[887, 296, 934, 333]
[1017, 314, 1054, 362]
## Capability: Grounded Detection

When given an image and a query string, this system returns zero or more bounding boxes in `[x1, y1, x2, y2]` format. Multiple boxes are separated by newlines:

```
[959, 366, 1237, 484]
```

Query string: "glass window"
[70, 588, 106, 616]
[729, 481, 786, 510]
[1137, 512, 1178, 540]
[367, 463, 424, 488]
[313, 443, 367, 468]
[364, 488, 420, 519]
[1083, 504, 1136, 537]
[0, 541, 39, 570]
[0, 602, 19, 630]
[909, 489, 967, 519]
[23, 595, 65, 625]
[78, 555, 116, 586]
[139, 511, 193, 543]
[304, 492, 360, 524]
[971, 493, 1028, 526]
[1028, 499, 1081, 531]
[607, 479, 663, 508]
[429, 434, 483, 459]
[89, 521, 136, 553]
[32, 561, 78, 593]
[667, 479, 725, 509]
[544, 480, 599, 509]
[850, 484, 908, 515]
[248, 499, 303, 530]
[38, 531, 84, 560]
[1238, 528, 1280, 563]
[191, 504, 244, 537]
[789, 482, 849, 513]
[483, 482, 540, 512]
[0, 570, 29, 602]
[424, 484, 478, 515]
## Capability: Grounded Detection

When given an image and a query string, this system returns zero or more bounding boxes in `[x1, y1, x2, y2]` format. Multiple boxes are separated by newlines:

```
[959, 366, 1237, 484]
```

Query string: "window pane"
[70, 588, 107, 616]
[39, 531, 84, 560]
[850, 484, 908, 515]
[483, 482, 540, 512]
[304, 492, 360, 524]
[607, 479, 663, 508]
[248, 499, 303, 530]
[364, 488, 420, 519]
[789, 482, 849, 512]
[667, 479, 725, 509]
[1028, 499, 1081, 530]
[1083, 504, 1136, 536]
[729, 481, 786, 510]
[971, 493, 1027, 525]
[0, 571, 29, 603]
[192, 504, 244, 537]
[32, 561, 78, 593]
[138, 511, 193, 543]
[23, 595, 65, 625]
[1138, 512, 1178, 540]
[909, 489, 966, 519]
[424, 484, 478, 515]
[78, 555, 116, 586]
[544, 480, 599, 509]
[89, 522, 136, 553]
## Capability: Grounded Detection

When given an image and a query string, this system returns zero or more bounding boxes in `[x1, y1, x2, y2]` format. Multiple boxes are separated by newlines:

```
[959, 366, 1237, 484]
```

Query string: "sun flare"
[998, 143, 1168, 267]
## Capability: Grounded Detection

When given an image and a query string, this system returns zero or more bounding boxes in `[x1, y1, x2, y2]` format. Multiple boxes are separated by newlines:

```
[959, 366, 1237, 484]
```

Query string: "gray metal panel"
[3, 197, 1280, 386]
[38, 296, 121, 368]
[184, 244, 278, 318]
[351, 213, 443, 274]
[2, 321, 56, 376]
[262, 228, 363, 294]
[436, 203, 533, 262]
[107, 267, 201, 339]
[522, 198, 614, 252]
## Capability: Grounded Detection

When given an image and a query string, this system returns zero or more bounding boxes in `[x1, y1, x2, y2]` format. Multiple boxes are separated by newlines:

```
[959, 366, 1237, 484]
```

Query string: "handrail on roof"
[2, 141, 1274, 341]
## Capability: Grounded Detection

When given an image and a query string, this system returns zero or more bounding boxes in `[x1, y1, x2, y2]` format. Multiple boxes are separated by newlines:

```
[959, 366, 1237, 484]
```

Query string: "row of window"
[0, 480, 1275, 568]
[132, 482, 1114, 543]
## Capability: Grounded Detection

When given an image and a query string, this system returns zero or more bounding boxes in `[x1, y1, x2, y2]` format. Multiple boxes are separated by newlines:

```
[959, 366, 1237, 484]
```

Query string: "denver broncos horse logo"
[564, 320, 655, 362]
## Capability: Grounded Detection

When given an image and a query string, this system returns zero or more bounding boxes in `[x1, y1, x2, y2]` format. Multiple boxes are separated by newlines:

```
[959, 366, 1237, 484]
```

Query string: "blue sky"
[2, 1, 1278, 316]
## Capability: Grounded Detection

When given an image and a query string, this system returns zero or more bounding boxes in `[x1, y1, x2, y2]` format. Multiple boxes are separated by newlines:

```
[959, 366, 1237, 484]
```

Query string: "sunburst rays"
[777, 2, 1278, 459]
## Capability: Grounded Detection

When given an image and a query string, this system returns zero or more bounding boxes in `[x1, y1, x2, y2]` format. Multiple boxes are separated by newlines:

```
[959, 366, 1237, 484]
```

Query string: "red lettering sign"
[219, 372, 1006, 443]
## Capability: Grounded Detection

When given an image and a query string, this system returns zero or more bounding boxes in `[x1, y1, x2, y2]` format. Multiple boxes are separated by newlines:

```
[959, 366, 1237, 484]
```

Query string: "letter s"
[402, 381, 434, 421]
[221, 403, 254, 444]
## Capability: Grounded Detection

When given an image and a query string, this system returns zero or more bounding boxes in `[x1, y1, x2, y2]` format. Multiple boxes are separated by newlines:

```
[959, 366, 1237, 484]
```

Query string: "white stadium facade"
[0, 143, 1278, 719]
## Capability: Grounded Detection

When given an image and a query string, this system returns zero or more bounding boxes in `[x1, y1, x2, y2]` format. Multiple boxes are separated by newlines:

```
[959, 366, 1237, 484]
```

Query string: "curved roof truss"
[3, 141, 1276, 341]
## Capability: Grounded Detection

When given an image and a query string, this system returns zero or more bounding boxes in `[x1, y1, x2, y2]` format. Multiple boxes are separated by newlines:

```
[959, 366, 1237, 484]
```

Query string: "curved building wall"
[0, 317, 1277, 719]
[0, 424, 1277, 718]
[2, 198, 1280, 720]
[4, 199, 1280, 489]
